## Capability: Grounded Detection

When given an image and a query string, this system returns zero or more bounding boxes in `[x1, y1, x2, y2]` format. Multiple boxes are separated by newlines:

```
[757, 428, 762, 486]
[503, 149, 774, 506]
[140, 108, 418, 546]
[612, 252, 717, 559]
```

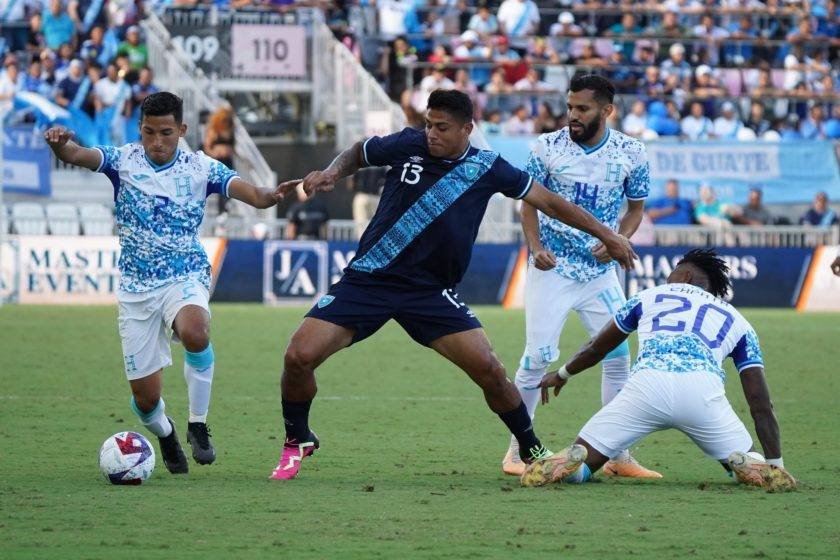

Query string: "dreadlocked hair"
[678, 248, 732, 299]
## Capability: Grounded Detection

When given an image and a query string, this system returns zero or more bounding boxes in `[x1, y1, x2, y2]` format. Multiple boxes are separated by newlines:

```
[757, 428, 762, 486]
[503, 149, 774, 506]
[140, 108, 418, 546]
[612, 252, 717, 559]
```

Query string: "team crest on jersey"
[317, 295, 335, 308]
[462, 162, 481, 180]
[409, 156, 423, 163]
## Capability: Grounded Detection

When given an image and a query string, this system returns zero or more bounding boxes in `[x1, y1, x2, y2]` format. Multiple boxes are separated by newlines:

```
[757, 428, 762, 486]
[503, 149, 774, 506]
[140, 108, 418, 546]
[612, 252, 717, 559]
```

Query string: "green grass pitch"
[1, 305, 838, 559]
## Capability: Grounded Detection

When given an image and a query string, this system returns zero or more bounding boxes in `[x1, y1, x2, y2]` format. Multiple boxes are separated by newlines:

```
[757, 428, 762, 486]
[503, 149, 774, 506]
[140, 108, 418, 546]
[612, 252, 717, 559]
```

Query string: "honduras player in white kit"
[44, 92, 280, 474]
[503, 75, 660, 478]
[531, 250, 796, 492]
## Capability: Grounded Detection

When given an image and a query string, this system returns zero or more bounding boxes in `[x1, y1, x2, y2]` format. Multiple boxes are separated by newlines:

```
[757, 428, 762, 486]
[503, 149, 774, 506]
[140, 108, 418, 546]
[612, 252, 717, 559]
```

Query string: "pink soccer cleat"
[269, 434, 319, 480]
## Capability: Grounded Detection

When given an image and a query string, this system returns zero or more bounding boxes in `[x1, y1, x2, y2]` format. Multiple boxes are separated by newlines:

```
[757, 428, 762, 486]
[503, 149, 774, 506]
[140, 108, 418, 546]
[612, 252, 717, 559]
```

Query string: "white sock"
[602, 355, 631, 462]
[131, 397, 173, 438]
[184, 344, 215, 424]
[515, 365, 546, 420]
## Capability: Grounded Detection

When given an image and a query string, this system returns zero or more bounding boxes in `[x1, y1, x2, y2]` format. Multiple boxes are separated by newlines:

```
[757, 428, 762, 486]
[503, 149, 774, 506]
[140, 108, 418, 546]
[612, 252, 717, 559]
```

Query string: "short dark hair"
[427, 89, 473, 124]
[569, 74, 615, 105]
[141, 91, 183, 123]
[678, 248, 732, 299]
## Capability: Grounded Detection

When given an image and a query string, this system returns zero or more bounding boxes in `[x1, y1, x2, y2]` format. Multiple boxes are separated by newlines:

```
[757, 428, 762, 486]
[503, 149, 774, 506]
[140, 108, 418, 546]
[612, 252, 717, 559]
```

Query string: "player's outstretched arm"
[520, 201, 556, 270]
[276, 140, 365, 199]
[43, 126, 102, 171]
[538, 321, 629, 404]
[522, 181, 638, 270]
[739, 366, 783, 463]
[228, 178, 279, 209]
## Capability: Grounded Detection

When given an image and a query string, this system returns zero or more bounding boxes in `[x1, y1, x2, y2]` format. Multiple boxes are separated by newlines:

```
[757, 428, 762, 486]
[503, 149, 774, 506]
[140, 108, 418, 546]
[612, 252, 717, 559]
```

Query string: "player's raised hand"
[44, 126, 73, 148]
[601, 232, 638, 270]
[831, 256, 840, 276]
[275, 179, 302, 200]
[532, 248, 557, 271]
[538, 371, 568, 405]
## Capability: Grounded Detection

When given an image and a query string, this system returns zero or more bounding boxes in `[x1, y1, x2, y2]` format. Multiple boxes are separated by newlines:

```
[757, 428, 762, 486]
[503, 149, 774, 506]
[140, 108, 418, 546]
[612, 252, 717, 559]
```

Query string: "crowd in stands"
[0, 0, 157, 145]
[321, 0, 839, 139]
[646, 179, 839, 227]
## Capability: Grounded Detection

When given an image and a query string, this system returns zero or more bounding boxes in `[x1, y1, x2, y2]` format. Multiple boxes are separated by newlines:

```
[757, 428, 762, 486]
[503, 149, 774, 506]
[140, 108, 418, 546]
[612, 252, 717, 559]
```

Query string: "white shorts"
[521, 266, 626, 370]
[117, 279, 210, 380]
[579, 370, 753, 461]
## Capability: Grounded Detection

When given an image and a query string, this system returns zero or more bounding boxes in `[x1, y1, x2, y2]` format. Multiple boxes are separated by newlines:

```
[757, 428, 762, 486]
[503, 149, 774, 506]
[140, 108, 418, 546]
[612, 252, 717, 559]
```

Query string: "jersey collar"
[441, 144, 472, 164]
[576, 129, 610, 155]
[145, 149, 181, 173]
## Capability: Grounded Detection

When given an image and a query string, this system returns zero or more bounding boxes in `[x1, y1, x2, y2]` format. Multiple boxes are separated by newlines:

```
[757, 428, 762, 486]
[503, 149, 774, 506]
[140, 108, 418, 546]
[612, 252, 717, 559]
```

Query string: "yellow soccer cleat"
[502, 443, 526, 476]
[520, 444, 588, 487]
[728, 451, 796, 493]
[602, 454, 663, 479]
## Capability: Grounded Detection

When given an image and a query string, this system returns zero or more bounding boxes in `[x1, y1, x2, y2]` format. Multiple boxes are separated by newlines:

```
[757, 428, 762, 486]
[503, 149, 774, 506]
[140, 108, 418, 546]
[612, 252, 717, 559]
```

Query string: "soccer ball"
[99, 431, 155, 485]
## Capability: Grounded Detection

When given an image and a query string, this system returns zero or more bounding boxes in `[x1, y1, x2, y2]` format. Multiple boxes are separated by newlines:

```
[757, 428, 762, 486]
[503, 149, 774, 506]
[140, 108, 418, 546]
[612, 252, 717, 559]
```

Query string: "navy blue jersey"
[347, 127, 533, 288]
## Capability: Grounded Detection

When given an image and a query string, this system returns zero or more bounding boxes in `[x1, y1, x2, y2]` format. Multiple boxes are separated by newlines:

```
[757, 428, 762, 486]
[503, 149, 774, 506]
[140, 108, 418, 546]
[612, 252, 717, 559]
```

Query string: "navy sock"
[281, 399, 312, 442]
[497, 401, 543, 460]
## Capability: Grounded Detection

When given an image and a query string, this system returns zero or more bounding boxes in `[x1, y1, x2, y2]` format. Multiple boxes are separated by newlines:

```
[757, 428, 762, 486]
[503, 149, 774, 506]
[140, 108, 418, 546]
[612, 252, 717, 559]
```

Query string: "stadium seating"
[78, 203, 114, 236]
[11, 202, 48, 235]
[46, 202, 81, 236]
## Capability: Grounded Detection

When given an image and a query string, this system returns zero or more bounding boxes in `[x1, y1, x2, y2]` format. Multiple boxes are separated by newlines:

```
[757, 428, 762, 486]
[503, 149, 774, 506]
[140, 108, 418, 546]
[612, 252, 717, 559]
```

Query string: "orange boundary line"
[796, 246, 823, 311]
[209, 237, 228, 294]
[502, 246, 528, 309]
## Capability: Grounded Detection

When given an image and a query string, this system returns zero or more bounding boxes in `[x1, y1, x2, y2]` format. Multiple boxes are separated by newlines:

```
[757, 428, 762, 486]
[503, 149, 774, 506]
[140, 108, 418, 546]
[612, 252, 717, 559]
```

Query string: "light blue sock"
[130, 396, 172, 438]
[184, 343, 214, 423]
[563, 463, 592, 484]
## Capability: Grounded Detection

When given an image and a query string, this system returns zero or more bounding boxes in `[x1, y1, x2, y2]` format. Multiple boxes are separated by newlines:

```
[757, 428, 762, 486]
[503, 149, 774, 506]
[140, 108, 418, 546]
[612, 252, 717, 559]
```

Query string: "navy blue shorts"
[305, 275, 482, 346]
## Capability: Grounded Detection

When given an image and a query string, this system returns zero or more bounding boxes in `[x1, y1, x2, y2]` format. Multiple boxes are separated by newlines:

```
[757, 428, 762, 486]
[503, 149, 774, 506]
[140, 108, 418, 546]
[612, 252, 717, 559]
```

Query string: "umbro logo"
[409, 156, 423, 163]
[131, 173, 151, 182]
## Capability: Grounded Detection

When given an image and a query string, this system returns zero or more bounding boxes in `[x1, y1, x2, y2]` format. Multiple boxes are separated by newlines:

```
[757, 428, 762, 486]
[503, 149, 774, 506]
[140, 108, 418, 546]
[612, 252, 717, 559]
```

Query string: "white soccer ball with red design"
[99, 431, 156, 485]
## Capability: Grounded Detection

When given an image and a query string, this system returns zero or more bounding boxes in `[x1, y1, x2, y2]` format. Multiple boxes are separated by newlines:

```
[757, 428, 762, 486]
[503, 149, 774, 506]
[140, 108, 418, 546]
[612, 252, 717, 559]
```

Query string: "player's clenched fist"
[532, 248, 556, 271]
[44, 126, 73, 148]
[601, 232, 637, 271]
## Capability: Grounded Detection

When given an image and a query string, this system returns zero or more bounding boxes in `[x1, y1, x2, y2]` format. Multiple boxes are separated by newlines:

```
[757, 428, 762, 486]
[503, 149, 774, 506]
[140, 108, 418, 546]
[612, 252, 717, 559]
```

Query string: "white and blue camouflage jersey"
[94, 144, 238, 293]
[614, 283, 763, 381]
[525, 127, 650, 282]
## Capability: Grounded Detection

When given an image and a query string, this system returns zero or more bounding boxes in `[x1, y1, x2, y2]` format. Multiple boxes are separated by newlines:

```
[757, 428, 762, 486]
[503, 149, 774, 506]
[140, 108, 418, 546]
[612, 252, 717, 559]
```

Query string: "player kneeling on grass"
[530, 249, 796, 492]
[44, 92, 281, 475]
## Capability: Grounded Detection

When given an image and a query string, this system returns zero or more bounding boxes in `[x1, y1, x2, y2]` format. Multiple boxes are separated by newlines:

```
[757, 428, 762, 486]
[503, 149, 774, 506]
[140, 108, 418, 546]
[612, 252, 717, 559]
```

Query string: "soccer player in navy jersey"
[269, 89, 637, 485]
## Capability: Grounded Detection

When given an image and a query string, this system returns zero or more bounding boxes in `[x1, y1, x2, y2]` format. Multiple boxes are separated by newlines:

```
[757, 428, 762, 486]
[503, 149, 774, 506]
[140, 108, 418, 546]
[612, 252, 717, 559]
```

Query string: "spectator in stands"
[606, 12, 642, 61]
[783, 46, 807, 91]
[453, 68, 479, 105]
[800, 191, 839, 226]
[347, 166, 386, 239]
[573, 41, 608, 68]
[55, 43, 75, 82]
[480, 109, 503, 134]
[646, 179, 695, 225]
[69, 0, 109, 36]
[427, 44, 451, 66]
[534, 101, 558, 134]
[695, 184, 741, 227]
[503, 104, 534, 135]
[381, 36, 416, 101]
[468, 3, 499, 38]
[652, 10, 684, 39]
[493, 34, 521, 64]
[21, 59, 51, 97]
[285, 183, 329, 240]
[414, 65, 454, 113]
[805, 49, 831, 90]
[453, 30, 491, 88]
[377, 0, 413, 41]
[26, 12, 46, 54]
[607, 46, 639, 94]
[622, 100, 648, 138]
[42, 0, 75, 51]
[131, 67, 158, 107]
[549, 11, 583, 38]
[632, 42, 657, 67]
[692, 13, 728, 66]
[713, 102, 744, 139]
[800, 105, 827, 139]
[786, 17, 815, 44]
[39, 50, 58, 89]
[497, 0, 540, 41]
[80, 25, 108, 65]
[526, 37, 560, 65]
[741, 187, 772, 226]
[749, 68, 777, 97]
[117, 26, 148, 70]
[725, 15, 757, 66]
[484, 68, 512, 94]
[0, 59, 20, 119]
[815, 74, 837, 96]
[514, 68, 553, 92]
[638, 65, 665, 96]
[680, 101, 714, 140]
[54, 59, 87, 109]
[0, 0, 28, 52]
[691, 64, 726, 98]
[660, 43, 692, 88]
[745, 101, 771, 137]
